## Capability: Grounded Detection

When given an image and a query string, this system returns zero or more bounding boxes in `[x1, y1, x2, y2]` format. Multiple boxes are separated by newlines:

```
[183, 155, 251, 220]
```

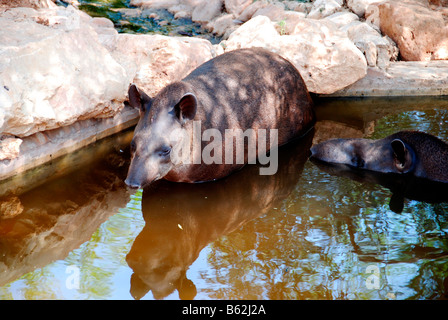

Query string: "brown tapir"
[310, 130, 448, 183]
[124, 47, 315, 188]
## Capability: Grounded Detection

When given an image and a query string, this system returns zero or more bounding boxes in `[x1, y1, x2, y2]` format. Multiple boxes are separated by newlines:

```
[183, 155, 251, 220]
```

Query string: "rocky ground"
[0, 0, 448, 181]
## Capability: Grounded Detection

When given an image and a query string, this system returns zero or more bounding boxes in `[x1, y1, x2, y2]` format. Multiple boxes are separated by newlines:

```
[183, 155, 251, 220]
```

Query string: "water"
[70, 0, 222, 43]
[1, 97, 447, 300]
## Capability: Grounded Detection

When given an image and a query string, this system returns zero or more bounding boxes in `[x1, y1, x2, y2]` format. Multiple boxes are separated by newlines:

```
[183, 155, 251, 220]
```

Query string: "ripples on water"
[0, 97, 447, 300]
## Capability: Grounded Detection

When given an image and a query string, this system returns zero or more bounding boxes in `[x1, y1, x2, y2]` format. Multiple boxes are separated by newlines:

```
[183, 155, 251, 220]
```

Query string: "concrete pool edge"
[321, 61, 448, 98]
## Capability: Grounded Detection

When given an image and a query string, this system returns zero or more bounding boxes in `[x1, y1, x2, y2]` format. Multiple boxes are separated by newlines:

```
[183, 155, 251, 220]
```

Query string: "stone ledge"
[0, 106, 139, 183]
[323, 61, 448, 97]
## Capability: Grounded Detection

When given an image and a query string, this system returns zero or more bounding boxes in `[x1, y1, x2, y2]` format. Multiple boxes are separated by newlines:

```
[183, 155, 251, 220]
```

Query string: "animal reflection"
[125, 131, 313, 300]
[311, 159, 448, 213]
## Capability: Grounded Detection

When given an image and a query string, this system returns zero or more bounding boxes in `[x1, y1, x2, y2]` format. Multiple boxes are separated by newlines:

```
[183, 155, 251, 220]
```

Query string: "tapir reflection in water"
[124, 47, 315, 188]
[125, 134, 313, 300]
[310, 130, 448, 183]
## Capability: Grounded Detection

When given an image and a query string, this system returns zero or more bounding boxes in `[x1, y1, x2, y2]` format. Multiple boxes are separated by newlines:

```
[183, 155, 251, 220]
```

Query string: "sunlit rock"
[224, 15, 367, 95]
[0, 6, 129, 138]
[101, 33, 216, 98]
[366, 0, 448, 61]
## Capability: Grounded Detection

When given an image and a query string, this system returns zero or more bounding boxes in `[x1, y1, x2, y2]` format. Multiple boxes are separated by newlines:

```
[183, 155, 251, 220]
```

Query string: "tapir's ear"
[391, 139, 414, 173]
[174, 93, 197, 123]
[128, 84, 152, 115]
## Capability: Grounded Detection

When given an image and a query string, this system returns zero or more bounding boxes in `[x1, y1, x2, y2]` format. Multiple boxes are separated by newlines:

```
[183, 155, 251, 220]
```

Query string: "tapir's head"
[124, 84, 197, 189]
[310, 136, 416, 175]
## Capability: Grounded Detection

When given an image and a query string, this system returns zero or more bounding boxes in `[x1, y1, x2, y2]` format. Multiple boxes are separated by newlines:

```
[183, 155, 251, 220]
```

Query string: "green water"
[71, 0, 221, 43]
[0, 97, 447, 300]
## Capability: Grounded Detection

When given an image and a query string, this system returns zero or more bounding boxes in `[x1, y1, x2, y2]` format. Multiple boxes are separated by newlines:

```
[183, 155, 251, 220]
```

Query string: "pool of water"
[1, 97, 447, 300]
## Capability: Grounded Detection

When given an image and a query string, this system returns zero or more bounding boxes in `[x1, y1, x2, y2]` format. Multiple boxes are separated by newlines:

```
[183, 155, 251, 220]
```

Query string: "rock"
[191, 0, 223, 23]
[168, 4, 193, 19]
[253, 2, 286, 21]
[102, 34, 216, 98]
[224, 15, 367, 94]
[0, 136, 22, 161]
[0, 106, 138, 181]
[343, 21, 399, 67]
[367, 0, 448, 61]
[224, 15, 281, 50]
[307, 0, 343, 19]
[0, 6, 129, 138]
[346, 0, 382, 17]
[236, 0, 268, 22]
[110, 7, 143, 18]
[129, 0, 179, 9]
[208, 13, 238, 37]
[429, 0, 448, 5]
[293, 2, 313, 15]
[324, 11, 359, 28]
[0, 0, 56, 10]
[275, 11, 307, 35]
[225, 0, 252, 17]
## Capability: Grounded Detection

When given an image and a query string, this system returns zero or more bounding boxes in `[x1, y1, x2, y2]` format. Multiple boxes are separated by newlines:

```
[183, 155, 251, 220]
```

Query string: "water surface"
[0, 97, 448, 300]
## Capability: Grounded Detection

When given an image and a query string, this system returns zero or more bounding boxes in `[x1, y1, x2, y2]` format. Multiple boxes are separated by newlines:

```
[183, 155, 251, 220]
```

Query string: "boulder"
[236, 0, 269, 22]
[343, 21, 399, 67]
[207, 13, 239, 38]
[102, 33, 216, 98]
[252, 2, 287, 21]
[224, 15, 367, 94]
[324, 11, 359, 28]
[0, 136, 22, 161]
[346, 0, 382, 17]
[224, 0, 252, 17]
[191, 0, 223, 23]
[307, 0, 344, 19]
[0, 6, 129, 138]
[366, 0, 448, 61]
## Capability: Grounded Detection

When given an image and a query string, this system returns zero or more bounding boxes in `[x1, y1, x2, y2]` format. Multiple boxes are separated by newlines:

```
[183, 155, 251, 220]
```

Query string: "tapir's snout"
[124, 176, 141, 189]
[124, 159, 148, 189]
[310, 139, 355, 165]
[125, 156, 166, 189]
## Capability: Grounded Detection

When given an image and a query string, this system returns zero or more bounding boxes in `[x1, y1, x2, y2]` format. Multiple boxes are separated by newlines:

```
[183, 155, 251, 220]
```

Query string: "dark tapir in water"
[310, 130, 448, 183]
[124, 47, 315, 188]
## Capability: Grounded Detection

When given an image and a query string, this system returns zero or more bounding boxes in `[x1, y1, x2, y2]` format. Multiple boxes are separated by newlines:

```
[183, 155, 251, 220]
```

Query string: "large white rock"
[0, 6, 129, 138]
[224, 15, 367, 94]
[102, 33, 216, 98]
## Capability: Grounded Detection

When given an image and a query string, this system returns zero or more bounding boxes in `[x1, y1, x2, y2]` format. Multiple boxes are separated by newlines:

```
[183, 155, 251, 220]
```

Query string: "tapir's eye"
[158, 145, 171, 157]
[351, 155, 365, 168]
[130, 141, 137, 155]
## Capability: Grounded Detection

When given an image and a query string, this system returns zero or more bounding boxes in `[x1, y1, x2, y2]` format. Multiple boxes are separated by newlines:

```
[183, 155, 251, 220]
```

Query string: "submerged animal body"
[310, 130, 448, 183]
[125, 47, 315, 188]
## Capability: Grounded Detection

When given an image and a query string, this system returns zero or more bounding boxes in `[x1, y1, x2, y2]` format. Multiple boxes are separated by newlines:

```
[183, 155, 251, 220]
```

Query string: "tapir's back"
[183, 48, 314, 142]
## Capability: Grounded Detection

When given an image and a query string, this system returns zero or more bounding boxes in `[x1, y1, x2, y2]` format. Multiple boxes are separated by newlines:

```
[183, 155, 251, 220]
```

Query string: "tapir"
[125, 47, 315, 188]
[310, 130, 448, 183]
